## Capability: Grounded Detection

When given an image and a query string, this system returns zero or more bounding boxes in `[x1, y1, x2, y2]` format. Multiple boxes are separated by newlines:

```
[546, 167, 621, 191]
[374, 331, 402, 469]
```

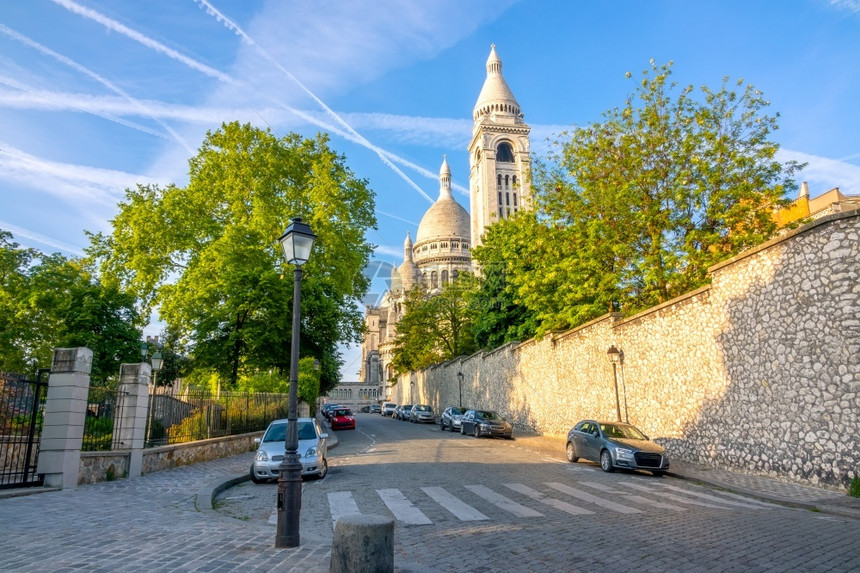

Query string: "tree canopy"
[0, 230, 142, 382]
[88, 122, 376, 392]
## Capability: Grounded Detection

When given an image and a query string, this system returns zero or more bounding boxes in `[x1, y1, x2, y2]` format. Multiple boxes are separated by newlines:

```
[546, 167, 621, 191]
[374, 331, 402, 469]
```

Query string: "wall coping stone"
[708, 208, 859, 273]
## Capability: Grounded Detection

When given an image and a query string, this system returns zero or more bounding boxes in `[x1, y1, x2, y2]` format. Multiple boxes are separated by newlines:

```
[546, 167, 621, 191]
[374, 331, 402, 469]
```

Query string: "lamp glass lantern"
[150, 351, 163, 371]
[607, 345, 621, 364]
[278, 218, 316, 266]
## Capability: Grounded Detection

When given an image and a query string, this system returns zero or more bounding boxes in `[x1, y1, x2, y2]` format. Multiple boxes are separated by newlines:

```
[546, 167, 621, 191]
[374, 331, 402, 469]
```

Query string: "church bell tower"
[468, 45, 531, 250]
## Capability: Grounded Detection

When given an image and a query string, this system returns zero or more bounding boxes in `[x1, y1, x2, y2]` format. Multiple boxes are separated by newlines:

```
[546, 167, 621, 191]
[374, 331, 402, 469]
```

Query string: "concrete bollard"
[330, 514, 394, 573]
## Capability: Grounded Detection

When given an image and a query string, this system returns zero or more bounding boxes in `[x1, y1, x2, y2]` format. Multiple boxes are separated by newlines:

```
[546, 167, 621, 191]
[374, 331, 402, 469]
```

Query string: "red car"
[330, 407, 356, 430]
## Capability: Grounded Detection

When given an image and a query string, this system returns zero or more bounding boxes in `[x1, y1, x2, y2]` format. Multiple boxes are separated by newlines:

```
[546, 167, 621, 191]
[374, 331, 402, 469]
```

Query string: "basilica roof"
[414, 156, 470, 246]
[473, 45, 521, 120]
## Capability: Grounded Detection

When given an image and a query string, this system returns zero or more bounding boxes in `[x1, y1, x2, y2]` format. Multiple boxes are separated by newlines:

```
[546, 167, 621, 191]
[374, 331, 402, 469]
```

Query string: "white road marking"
[618, 482, 733, 509]
[576, 481, 687, 511]
[655, 483, 772, 509]
[377, 488, 432, 525]
[422, 487, 489, 521]
[465, 485, 544, 518]
[504, 483, 594, 516]
[545, 482, 643, 514]
[327, 491, 361, 526]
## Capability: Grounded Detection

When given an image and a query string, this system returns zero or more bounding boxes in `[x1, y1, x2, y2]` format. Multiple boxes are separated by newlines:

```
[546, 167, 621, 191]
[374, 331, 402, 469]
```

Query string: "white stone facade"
[387, 211, 860, 491]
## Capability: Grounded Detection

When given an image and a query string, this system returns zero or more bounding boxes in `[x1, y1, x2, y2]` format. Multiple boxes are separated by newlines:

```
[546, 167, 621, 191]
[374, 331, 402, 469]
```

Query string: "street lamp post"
[150, 350, 163, 386]
[457, 371, 463, 409]
[276, 217, 316, 549]
[607, 345, 622, 422]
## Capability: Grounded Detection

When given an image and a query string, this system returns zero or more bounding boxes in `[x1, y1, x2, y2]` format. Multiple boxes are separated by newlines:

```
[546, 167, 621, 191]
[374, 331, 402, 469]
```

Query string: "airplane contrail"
[0, 24, 195, 155]
[0, 75, 170, 141]
[51, 0, 435, 203]
[193, 0, 433, 202]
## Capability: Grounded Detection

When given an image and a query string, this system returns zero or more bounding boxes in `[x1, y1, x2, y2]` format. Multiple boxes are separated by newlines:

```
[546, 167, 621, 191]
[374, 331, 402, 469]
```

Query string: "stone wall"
[78, 431, 262, 485]
[391, 210, 859, 491]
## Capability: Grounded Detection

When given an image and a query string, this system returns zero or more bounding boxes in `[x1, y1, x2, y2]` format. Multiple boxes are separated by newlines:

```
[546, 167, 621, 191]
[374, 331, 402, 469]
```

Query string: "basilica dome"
[414, 157, 470, 248]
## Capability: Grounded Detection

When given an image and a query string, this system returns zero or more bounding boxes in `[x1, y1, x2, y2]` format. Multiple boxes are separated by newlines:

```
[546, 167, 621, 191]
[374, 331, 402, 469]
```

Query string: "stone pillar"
[330, 514, 394, 573]
[37, 348, 93, 489]
[114, 363, 152, 479]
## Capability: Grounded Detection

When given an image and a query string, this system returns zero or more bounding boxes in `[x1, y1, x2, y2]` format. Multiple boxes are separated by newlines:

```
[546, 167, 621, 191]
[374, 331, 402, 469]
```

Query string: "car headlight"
[305, 446, 319, 458]
[255, 450, 269, 462]
[614, 447, 635, 460]
[479, 423, 492, 430]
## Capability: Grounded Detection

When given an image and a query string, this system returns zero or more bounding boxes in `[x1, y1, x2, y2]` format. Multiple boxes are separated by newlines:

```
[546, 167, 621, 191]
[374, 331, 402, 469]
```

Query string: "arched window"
[497, 174, 502, 189]
[504, 175, 510, 189]
[496, 142, 514, 162]
[498, 191, 503, 205]
[441, 270, 449, 285]
[431, 271, 438, 289]
[452, 269, 459, 281]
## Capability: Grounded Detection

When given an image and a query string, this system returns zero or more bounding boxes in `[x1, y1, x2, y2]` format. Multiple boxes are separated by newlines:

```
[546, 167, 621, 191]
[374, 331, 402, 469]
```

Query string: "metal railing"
[145, 388, 288, 447]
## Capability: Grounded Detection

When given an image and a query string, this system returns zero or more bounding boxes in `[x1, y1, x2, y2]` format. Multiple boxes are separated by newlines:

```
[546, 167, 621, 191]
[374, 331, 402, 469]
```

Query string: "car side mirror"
[592, 431, 599, 438]
[254, 437, 261, 444]
[321, 433, 329, 439]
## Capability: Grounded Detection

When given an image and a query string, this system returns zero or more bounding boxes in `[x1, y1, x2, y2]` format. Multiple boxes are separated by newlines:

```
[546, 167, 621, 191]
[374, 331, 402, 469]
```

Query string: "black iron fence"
[145, 388, 288, 447]
[0, 370, 49, 488]
[82, 385, 129, 452]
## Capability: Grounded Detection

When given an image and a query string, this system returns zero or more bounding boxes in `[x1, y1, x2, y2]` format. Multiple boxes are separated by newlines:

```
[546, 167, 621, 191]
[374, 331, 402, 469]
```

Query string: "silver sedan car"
[566, 419, 669, 476]
[250, 417, 328, 483]
[439, 406, 468, 431]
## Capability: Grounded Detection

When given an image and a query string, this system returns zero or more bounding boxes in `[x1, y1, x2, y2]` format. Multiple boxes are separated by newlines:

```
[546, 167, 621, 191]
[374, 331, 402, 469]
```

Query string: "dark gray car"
[566, 419, 669, 475]
[460, 409, 513, 439]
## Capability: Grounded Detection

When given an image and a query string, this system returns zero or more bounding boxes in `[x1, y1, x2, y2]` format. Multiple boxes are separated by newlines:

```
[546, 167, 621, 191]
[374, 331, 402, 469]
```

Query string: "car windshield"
[335, 409, 351, 417]
[449, 408, 464, 415]
[416, 406, 430, 411]
[263, 422, 316, 442]
[600, 423, 647, 440]
[476, 410, 502, 421]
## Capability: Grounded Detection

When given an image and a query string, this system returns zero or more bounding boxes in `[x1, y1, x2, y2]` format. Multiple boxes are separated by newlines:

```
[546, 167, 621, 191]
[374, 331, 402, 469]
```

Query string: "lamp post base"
[275, 456, 303, 548]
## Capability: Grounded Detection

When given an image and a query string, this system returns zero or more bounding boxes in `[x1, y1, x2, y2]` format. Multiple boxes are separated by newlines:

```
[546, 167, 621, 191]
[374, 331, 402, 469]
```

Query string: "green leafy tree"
[524, 60, 802, 328]
[391, 280, 478, 374]
[297, 356, 321, 415]
[89, 122, 376, 391]
[0, 231, 142, 381]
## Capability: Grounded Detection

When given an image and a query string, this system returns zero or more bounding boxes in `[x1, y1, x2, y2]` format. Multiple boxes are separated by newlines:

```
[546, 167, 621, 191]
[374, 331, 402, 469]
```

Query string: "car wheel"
[250, 465, 265, 484]
[440, 421, 445, 431]
[474, 426, 480, 438]
[316, 458, 328, 480]
[600, 450, 614, 473]
[566, 442, 579, 463]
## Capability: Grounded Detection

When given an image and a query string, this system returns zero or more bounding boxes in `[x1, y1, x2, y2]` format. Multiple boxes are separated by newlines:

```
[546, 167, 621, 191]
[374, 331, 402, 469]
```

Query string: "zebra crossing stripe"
[422, 487, 489, 521]
[656, 483, 771, 509]
[617, 482, 732, 509]
[577, 481, 687, 511]
[464, 484, 544, 518]
[545, 482, 643, 514]
[327, 491, 361, 526]
[504, 483, 594, 516]
[377, 488, 432, 525]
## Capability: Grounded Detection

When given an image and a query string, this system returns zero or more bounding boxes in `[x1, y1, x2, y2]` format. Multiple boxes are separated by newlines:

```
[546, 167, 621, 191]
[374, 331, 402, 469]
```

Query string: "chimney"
[799, 181, 810, 199]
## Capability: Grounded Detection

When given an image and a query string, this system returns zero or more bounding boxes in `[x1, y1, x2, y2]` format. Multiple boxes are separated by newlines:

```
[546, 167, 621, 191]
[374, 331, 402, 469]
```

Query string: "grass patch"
[849, 477, 860, 498]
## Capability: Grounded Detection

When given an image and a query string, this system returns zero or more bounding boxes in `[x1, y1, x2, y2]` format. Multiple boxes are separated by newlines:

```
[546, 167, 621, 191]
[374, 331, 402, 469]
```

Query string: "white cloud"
[0, 220, 84, 256]
[778, 149, 860, 195]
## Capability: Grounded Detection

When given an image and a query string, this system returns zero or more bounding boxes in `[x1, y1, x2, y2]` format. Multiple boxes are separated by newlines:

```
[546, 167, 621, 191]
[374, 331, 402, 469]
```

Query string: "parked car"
[321, 403, 341, 420]
[460, 409, 513, 439]
[566, 419, 669, 475]
[330, 407, 356, 430]
[369, 404, 381, 414]
[250, 417, 328, 483]
[439, 406, 468, 432]
[409, 404, 435, 423]
[382, 402, 397, 417]
[395, 404, 413, 420]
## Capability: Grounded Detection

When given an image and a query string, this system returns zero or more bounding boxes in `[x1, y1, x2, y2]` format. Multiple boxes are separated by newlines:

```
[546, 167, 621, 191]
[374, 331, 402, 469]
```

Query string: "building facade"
[358, 45, 532, 394]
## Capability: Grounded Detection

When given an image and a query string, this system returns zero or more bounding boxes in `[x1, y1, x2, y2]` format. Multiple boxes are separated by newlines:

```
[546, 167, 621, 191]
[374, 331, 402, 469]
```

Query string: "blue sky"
[2, 0, 859, 378]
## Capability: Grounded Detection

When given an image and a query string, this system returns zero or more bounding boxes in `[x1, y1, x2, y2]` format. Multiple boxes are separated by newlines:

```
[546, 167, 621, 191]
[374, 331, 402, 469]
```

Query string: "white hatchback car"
[250, 418, 328, 483]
